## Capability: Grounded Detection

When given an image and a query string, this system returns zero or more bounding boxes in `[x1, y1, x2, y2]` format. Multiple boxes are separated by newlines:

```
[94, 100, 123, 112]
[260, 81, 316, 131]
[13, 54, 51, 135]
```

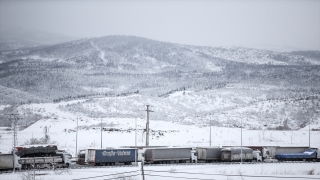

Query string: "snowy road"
[1, 162, 320, 180]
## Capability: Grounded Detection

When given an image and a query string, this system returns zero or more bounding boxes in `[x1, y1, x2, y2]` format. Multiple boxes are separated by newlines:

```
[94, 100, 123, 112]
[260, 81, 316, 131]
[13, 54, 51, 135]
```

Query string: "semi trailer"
[276, 149, 320, 162]
[80, 148, 138, 166]
[144, 147, 197, 164]
[15, 145, 72, 169]
[0, 154, 21, 171]
[221, 147, 261, 162]
[196, 147, 222, 162]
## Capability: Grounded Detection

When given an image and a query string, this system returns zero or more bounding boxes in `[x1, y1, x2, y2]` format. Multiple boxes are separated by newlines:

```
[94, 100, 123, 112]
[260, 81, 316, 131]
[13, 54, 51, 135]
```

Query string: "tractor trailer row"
[2, 145, 318, 170]
[76, 146, 320, 166]
[77, 146, 265, 165]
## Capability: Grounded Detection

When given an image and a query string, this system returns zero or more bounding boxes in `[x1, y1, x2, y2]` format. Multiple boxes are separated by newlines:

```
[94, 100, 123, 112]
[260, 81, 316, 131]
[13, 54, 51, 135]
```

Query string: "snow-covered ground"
[1, 163, 320, 180]
[1, 100, 320, 180]
[1, 99, 320, 155]
[1, 115, 320, 156]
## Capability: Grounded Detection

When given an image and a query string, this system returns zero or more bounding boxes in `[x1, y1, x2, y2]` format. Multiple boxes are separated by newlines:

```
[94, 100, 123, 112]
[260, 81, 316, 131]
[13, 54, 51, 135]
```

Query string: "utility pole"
[309, 100, 318, 148]
[44, 126, 49, 143]
[145, 105, 153, 146]
[209, 115, 212, 146]
[8, 114, 20, 173]
[241, 116, 243, 164]
[309, 116, 311, 148]
[135, 117, 137, 165]
[101, 118, 103, 149]
[76, 117, 78, 158]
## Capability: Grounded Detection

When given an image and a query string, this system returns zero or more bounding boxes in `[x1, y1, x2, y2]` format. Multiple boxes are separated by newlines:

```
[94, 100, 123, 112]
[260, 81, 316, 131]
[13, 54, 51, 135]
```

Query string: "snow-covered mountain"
[0, 35, 319, 131]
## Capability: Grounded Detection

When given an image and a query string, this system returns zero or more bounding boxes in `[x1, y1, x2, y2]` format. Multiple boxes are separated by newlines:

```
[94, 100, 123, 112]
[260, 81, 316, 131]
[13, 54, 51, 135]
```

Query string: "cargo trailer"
[275, 149, 320, 161]
[85, 148, 137, 166]
[221, 147, 253, 162]
[272, 147, 310, 158]
[0, 154, 21, 171]
[196, 147, 222, 162]
[144, 147, 197, 164]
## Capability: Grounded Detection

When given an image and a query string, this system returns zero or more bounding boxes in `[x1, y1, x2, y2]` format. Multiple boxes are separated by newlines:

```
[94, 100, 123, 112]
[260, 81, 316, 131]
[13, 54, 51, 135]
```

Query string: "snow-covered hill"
[0, 36, 319, 131]
[1, 98, 319, 157]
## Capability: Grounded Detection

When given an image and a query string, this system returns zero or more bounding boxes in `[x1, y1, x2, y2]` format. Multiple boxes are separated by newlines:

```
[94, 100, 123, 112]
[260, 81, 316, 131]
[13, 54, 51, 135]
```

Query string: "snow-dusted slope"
[1, 99, 319, 157]
[0, 36, 319, 142]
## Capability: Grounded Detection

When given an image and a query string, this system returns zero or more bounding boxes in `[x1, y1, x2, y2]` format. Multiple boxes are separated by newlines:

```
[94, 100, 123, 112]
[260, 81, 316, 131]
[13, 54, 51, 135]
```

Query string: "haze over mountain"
[0, 26, 78, 51]
[0, 35, 319, 131]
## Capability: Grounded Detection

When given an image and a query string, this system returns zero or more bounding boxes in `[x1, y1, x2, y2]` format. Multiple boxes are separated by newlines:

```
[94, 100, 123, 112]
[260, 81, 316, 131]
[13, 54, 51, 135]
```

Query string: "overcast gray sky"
[1, 0, 319, 51]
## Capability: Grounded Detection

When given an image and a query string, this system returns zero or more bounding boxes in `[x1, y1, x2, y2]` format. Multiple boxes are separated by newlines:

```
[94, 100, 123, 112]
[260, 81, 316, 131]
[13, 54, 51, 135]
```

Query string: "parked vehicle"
[15, 145, 71, 169]
[196, 147, 222, 162]
[120, 146, 168, 163]
[80, 148, 138, 166]
[221, 147, 260, 162]
[19, 150, 71, 169]
[245, 146, 270, 160]
[224, 146, 309, 160]
[252, 149, 262, 162]
[272, 146, 310, 158]
[0, 154, 21, 171]
[76, 149, 86, 165]
[275, 149, 320, 162]
[144, 147, 197, 164]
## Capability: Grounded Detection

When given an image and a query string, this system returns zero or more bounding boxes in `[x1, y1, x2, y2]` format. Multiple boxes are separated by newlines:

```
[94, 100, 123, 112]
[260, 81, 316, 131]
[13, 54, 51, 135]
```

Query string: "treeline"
[52, 90, 139, 103]
[158, 86, 189, 97]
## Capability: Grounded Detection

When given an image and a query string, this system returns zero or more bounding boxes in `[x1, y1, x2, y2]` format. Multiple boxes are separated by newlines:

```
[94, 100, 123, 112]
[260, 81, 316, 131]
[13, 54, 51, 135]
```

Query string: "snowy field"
[1, 163, 320, 180]
[1, 100, 320, 180]
[1, 116, 320, 156]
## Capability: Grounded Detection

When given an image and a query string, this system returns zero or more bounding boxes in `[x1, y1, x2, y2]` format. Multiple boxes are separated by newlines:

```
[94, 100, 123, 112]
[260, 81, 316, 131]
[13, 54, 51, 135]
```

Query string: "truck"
[15, 145, 72, 169]
[252, 149, 263, 162]
[144, 147, 197, 164]
[76, 149, 86, 165]
[245, 146, 270, 160]
[120, 146, 168, 163]
[275, 149, 320, 162]
[196, 147, 222, 162]
[19, 150, 72, 169]
[224, 146, 309, 161]
[0, 154, 21, 171]
[272, 146, 310, 158]
[83, 148, 138, 166]
[221, 147, 260, 162]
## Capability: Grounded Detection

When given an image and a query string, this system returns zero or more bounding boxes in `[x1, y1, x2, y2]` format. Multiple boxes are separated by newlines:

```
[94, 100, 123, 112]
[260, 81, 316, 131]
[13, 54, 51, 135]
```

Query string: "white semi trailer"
[144, 147, 197, 164]
[0, 154, 21, 171]
[221, 147, 263, 162]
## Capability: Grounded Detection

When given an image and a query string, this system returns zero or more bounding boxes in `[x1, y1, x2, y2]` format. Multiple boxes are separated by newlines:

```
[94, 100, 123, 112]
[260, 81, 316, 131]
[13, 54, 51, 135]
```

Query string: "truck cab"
[252, 150, 262, 162]
[191, 148, 197, 163]
[14, 154, 22, 170]
[55, 150, 72, 167]
[262, 147, 270, 159]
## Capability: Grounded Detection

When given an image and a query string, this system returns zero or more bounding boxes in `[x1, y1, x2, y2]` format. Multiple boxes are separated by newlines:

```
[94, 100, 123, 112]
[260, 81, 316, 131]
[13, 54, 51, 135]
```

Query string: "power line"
[144, 174, 214, 180]
[72, 170, 140, 180]
[103, 174, 140, 180]
[144, 169, 320, 179]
